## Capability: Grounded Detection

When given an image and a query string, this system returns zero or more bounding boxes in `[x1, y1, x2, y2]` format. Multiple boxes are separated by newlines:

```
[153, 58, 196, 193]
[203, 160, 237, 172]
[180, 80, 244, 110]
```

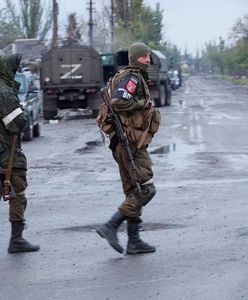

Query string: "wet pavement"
[1, 76, 248, 300]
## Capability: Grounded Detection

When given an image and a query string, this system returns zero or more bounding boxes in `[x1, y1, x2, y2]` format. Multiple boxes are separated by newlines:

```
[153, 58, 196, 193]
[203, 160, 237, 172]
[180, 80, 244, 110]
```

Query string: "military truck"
[101, 48, 172, 107]
[40, 45, 103, 119]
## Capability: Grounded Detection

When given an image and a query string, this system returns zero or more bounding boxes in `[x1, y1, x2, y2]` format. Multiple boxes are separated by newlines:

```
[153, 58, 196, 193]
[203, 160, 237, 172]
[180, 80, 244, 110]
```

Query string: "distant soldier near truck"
[0, 53, 40, 253]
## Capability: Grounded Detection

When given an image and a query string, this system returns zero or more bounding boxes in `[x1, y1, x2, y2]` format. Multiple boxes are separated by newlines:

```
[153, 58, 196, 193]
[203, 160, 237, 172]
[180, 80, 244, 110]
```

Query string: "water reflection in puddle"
[150, 143, 199, 170]
[150, 143, 196, 156]
[150, 144, 176, 154]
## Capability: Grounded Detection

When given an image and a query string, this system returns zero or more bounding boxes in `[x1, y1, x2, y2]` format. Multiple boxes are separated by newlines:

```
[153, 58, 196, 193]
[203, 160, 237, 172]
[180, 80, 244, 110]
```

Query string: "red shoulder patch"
[126, 80, 137, 94]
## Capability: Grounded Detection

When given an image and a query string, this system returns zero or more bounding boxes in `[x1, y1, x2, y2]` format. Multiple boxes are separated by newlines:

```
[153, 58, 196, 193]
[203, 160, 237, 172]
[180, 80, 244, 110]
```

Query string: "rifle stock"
[100, 88, 141, 191]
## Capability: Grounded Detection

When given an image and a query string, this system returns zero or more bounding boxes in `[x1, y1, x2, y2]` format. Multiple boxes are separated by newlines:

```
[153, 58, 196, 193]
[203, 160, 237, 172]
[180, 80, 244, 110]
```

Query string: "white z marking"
[60, 64, 82, 79]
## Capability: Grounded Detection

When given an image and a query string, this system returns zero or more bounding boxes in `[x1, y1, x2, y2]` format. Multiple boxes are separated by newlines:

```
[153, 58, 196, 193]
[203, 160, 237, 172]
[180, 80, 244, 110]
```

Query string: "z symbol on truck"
[60, 64, 82, 79]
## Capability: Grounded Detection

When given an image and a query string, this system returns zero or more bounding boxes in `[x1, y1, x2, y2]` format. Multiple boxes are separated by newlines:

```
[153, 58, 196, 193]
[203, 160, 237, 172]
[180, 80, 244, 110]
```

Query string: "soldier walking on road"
[96, 42, 161, 254]
[0, 54, 40, 253]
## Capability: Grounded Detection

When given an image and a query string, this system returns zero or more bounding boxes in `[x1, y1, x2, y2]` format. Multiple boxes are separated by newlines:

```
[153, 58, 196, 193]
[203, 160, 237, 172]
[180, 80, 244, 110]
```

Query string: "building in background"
[2, 39, 48, 73]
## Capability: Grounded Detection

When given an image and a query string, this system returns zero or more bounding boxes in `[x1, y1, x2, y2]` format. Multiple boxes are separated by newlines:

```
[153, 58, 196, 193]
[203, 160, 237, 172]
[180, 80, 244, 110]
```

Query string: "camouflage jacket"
[110, 66, 150, 114]
[0, 54, 27, 170]
[110, 66, 160, 149]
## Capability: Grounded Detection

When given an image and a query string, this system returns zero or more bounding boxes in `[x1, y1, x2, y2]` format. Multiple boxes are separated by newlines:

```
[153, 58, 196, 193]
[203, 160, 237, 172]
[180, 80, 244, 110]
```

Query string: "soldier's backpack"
[96, 78, 114, 135]
[96, 70, 161, 144]
[96, 69, 133, 135]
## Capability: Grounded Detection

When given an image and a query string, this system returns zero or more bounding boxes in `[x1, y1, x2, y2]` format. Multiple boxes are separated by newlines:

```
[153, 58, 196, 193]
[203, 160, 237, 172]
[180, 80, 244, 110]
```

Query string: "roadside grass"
[216, 74, 248, 86]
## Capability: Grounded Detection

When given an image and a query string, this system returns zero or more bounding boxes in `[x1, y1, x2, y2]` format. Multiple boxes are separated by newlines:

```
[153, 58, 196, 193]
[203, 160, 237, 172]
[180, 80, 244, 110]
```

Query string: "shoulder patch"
[126, 76, 138, 94]
[113, 74, 139, 100]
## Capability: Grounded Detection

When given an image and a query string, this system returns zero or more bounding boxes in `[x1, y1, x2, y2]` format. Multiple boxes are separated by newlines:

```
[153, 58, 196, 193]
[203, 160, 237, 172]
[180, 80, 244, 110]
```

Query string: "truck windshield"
[14, 74, 26, 94]
[101, 54, 115, 66]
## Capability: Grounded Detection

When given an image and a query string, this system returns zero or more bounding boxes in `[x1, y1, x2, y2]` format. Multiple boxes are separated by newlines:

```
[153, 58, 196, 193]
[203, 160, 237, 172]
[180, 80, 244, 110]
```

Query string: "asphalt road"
[1, 76, 248, 300]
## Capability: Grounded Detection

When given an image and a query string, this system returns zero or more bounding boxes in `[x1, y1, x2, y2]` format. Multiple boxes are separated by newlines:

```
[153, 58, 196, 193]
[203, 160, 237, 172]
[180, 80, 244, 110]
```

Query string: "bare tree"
[230, 14, 248, 43]
[0, 0, 51, 46]
[65, 13, 82, 45]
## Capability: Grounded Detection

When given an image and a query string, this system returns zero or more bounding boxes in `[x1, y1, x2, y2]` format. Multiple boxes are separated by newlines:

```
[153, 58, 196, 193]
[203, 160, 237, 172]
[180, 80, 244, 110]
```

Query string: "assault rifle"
[0, 168, 16, 201]
[100, 87, 141, 191]
[0, 135, 17, 201]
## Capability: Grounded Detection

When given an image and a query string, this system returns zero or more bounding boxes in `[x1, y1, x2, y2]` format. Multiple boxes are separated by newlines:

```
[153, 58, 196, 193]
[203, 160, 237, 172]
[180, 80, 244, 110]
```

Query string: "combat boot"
[8, 222, 40, 253]
[96, 211, 125, 253]
[126, 222, 156, 254]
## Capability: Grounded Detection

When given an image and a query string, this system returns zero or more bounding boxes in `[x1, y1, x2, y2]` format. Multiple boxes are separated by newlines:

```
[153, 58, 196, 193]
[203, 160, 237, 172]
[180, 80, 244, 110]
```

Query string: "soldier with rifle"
[96, 42, 161, 254]
[0, 53, 40, 253]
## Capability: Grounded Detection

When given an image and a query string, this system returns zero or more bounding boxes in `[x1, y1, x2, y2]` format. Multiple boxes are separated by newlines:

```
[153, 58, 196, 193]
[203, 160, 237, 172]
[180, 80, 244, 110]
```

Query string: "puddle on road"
[60, 223, 186, 233]
[150, 143, 196, 156]
[75, 141, 102, 153]
[236, 227, 248, 238]
[150, 143, 198, 170]
[150, 144, 176, 154]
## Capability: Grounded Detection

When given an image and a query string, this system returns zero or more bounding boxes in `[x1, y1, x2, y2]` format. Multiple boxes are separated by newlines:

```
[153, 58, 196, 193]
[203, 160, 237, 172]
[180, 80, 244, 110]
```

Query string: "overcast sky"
[57, 0, 247, 55]
[1, 0, 247, 55]
[145, 0, 248, 55]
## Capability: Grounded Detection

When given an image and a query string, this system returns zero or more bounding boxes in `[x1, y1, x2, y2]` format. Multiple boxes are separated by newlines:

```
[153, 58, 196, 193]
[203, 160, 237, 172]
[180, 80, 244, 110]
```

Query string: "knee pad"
[140, 183, 156, 206]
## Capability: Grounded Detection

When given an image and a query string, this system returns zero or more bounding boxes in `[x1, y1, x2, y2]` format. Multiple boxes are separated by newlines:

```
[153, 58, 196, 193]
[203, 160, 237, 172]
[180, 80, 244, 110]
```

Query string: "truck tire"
[23, 115, 33, 141]
[33, 123, 41, 137]
[165, 82, 172, 106]
[43, 111, 57, 120]
[154, 84, 166, 107]
[92, 109, 99, 118]
[43, 98, 58, 120]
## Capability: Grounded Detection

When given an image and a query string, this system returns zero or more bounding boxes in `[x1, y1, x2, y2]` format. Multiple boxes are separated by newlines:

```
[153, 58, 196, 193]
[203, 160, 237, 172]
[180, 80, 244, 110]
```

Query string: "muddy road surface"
[1, 76, 248, 300]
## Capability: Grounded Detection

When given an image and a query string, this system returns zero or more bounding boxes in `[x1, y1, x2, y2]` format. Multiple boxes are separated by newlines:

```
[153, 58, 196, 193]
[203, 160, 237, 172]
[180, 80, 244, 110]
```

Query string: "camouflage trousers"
[112, 142, 155, 221]
[1, 169, 28, 222]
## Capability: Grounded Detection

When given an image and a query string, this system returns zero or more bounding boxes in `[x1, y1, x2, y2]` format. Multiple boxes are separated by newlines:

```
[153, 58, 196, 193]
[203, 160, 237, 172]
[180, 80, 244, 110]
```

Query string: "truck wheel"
[154, 84, 166, 107]
[165, 83, 172, 106]
[154, 98, 161, 107]
[43, 98, 58, 120]
[33, 123, 41, 137]
[92, 109, 99, 118]
[23, 115, 33, 141]
[43, 111, 57, 120]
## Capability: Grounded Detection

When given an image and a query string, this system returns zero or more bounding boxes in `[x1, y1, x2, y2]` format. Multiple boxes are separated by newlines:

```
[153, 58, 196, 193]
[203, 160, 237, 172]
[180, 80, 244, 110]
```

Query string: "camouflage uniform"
[110, 66, 159, 220]
[96, 42, 160, 255]
[0, 54, 39, 253]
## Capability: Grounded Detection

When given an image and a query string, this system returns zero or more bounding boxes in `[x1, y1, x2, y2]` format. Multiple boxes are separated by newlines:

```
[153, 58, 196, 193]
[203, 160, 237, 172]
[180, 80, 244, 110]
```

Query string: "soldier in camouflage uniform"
[96, 42, 161, 254]
[0, 53, 40, 253]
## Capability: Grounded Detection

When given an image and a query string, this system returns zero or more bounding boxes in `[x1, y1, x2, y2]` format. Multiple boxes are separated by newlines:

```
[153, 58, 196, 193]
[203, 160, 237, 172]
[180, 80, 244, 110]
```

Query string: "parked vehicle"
[101, 48, 172, 107]
[147, 49, 172, 107]
[40, 45, 103, 119]
[168, 62, 182, 89]
[15, 72, 41, 141]
[168, 70, 180, 90]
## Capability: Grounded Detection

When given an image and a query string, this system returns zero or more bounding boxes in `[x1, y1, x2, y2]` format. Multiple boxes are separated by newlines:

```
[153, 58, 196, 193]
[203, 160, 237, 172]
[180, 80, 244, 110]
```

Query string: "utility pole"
[52, 0, 58, 48]
[88, 0, 94, 47]
[110, 0, 114, 45]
